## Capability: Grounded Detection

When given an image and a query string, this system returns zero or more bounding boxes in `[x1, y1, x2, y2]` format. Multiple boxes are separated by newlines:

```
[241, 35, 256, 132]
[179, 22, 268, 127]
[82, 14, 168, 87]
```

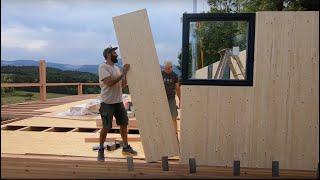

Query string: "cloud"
[156, 42, 181, 65]
[1, 0, 210, 65]
[1, 25, 49, 51]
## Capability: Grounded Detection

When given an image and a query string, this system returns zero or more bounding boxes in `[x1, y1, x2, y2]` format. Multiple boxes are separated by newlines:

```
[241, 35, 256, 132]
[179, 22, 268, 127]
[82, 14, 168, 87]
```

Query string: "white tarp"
[55, 94, 134, 117]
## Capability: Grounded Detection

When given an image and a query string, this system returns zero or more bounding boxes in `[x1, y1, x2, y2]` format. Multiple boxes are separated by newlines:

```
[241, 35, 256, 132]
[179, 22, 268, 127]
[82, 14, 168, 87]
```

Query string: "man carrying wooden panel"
[97, 46, 137, 161]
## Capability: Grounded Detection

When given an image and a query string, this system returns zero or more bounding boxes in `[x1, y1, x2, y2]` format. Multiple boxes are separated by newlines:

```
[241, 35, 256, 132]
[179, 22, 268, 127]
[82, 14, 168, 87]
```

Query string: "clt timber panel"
[113, 9, 180, 162]
[180, 11, 319, 170]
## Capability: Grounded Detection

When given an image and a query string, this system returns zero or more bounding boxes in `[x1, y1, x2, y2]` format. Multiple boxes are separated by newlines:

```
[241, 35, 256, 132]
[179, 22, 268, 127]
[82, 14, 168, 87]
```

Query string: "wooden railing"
[1, 60, 99, 101]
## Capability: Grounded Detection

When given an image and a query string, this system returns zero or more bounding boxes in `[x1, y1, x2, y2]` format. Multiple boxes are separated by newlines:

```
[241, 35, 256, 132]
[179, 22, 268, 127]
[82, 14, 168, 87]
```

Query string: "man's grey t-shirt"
[99, 63, 122, 104]
[161, 71, 178, 99]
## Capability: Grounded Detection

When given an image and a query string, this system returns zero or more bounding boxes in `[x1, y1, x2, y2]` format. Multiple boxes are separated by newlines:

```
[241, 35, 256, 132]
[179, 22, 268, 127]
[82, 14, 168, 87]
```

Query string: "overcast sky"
[1, 0, 210, 65]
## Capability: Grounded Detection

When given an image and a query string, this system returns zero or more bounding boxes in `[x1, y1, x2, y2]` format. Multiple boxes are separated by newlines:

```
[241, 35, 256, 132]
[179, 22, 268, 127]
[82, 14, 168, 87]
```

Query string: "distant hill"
[1, 60, 181, 76]
[1, 60, 97, 74]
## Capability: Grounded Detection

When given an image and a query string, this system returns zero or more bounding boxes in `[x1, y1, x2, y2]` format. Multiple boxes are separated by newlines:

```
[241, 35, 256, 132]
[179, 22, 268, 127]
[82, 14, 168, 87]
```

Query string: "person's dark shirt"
[162, 71, 178, 99]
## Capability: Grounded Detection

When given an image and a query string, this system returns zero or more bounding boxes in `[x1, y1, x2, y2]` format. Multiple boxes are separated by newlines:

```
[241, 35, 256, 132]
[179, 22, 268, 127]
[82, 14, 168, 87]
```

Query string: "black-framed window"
[181, 13, 255, 86]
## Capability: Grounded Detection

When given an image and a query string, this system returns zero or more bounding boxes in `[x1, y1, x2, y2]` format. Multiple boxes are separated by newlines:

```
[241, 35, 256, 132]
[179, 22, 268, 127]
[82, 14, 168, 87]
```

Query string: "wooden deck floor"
[1, 94, 144, 158]
[1, 94, 99, 124]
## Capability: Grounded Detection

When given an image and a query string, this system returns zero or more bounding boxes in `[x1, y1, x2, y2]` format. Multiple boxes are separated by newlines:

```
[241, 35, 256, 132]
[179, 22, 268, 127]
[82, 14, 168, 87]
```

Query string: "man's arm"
[102, 75, 123, 87]
[102, 64, 130, 87]
[121, 74, 127, 88]
[121, 64, 130, 88]
[175, 82, 181, 107]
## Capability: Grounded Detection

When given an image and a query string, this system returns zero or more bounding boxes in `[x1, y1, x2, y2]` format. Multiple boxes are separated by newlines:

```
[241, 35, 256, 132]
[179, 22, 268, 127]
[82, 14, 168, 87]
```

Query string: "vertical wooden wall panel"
[286, 11, 319, 169]
[113, 9, 179, 162]
[180, 11, 319, 170]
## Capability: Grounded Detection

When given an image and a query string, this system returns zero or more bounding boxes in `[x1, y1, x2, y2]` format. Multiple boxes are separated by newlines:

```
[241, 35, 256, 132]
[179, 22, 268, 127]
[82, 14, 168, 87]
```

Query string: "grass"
[1, 90, 70, 105]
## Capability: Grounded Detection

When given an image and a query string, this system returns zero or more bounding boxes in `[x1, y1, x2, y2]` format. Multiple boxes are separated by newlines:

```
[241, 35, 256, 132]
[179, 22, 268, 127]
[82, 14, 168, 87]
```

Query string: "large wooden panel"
[113, 9, 179, 162]
[180, 11, 319, 170]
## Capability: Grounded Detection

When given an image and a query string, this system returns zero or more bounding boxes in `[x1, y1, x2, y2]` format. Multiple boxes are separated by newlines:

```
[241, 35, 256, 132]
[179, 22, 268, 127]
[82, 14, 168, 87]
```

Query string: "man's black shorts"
[99, 102, 129, 129]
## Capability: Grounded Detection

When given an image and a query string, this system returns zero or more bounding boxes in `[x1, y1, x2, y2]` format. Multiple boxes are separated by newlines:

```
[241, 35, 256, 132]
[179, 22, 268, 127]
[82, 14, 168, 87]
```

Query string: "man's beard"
[111, 55, 118, 63]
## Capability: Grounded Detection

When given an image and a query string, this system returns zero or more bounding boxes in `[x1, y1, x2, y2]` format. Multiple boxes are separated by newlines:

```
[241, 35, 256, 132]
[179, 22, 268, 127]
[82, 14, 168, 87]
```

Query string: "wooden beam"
[84, 137, 141, 143]
[70, 128, 80, 132]
[1, 83, 99, 88]
[1, 118, 22, 125]
[46, 83, 79, 86]
[43, 127, 54, 132]
[1, 83, 40, 88]
[82, 83, 100, 86]
[18, 126, 31, 131]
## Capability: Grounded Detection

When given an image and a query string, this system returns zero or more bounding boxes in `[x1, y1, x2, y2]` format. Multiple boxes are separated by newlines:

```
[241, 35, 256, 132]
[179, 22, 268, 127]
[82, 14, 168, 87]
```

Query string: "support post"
[78, 83, 83, 95]
[39, 60, 46, 101]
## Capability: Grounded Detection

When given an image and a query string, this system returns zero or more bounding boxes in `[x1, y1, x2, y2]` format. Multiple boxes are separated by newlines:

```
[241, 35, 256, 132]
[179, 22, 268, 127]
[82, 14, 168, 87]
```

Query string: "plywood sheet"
[113, 9, 179, 162]
[180, 11, 319, 170]
[1, 131, 145, 159]
[6, 117, 98, 128]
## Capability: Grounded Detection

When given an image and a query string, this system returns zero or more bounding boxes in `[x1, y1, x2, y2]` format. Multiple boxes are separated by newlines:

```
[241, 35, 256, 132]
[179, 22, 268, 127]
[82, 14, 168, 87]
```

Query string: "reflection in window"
[189, 21, 248, 80]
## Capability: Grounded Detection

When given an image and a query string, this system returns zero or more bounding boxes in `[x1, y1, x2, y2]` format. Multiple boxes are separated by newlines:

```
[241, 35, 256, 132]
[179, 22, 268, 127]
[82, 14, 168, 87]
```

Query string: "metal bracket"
[233, 160, 240, 176]
[272, 161, 279, 177]
[189, 158, 196, 173]
[162, 156, 169, 171]
[127, 156, 134, 171]
[317, 162, 319, 179]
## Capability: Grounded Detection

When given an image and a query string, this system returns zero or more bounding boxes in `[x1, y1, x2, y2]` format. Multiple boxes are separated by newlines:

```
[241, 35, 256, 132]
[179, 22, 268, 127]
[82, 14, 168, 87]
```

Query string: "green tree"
[1, 73, 15, 95]
[208, 0, 319, 12]
[195, 21, 245, 67]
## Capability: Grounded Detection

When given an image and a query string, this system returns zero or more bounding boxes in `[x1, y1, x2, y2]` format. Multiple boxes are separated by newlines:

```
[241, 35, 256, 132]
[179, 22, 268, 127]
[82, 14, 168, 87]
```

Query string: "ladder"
[213, 48, 246, 80]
